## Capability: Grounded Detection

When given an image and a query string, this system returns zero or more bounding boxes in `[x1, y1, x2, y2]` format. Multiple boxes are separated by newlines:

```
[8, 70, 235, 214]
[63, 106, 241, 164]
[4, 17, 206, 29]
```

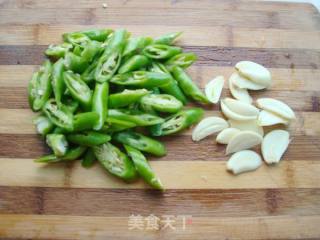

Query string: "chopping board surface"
[0, 0, 320, 239]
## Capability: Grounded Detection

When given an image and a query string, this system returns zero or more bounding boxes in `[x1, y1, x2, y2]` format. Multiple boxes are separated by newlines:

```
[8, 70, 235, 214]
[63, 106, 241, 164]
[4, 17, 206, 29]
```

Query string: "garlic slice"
[216, 128, 241, 144]
[256, 98, 295, 120]
[258, 110, 289, 126]
[231, 72, 266, 90]
[235, 61, 271, 87]
[192, 116, 229, 142]
[229, 73, 253, 103]
[228, 119, 264, 136]
[205, 76, 225, 104]
[226, 130, 263, 155]
[262, 130, 290, 164]
[227, 150, 262, 175]
[220, 98, 259, 121]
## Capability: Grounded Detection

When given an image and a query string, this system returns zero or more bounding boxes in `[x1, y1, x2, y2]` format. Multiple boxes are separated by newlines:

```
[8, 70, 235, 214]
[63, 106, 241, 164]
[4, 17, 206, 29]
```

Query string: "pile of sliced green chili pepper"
[28, 28, 208, 190]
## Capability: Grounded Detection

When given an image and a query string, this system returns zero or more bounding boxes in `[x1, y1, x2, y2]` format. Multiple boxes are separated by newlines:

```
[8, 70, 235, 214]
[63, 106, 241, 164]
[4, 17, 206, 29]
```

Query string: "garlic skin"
[192, 116, 228, 142]
[226, 130, 263, 155]
[216, 128, 241, 144]
[256, 98, 295, 120]
[220, 98, 259, 121]
[205, 76, 225, 104]
[258, 110, 289, 126]
[262, 130, 290, 164]
[227, 150, 262, 175]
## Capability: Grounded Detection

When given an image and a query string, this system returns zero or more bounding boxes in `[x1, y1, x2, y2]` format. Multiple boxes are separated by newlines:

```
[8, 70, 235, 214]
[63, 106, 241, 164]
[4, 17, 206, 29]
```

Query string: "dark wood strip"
[0, 87, 318, 113]
[0, 186, 319, 217]
[0, 134, 319, 161]
[0, 8, 319, 30]
[1, 45, 320, 69]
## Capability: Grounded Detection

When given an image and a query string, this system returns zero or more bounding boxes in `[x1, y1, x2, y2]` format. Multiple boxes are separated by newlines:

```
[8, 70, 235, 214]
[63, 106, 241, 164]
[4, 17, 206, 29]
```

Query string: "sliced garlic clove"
[220, 98, 259, 121]
[258, 110, 289, 126]
[228, 119, 264, 136]
[226, 130, 263, 155]
[229, 73, 253, 103]
[216, 128, 241, 144]
[235, 61, 272, 87]
[227, 150, 262, 175]
[192, 116, 229, 142]
[205, 76, 225, 104]
[256, 98, 295, 120]
[262, 130, 290, 164]
[230, 72, 266, 90]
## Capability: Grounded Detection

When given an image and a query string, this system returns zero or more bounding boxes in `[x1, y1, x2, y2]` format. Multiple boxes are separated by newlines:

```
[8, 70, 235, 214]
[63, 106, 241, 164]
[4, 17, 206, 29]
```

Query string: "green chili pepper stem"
[92, 82, 109, 130]
[93, 142, 138, 182]
[81, 148, 97, 168]
[108, 89, 150, 108]
[171, 66, 209, 104]
[35, 146, 87, 163]
[67, 131, 111, 147]
[113, 131, 167, 157]
[124, 145, 164, 190]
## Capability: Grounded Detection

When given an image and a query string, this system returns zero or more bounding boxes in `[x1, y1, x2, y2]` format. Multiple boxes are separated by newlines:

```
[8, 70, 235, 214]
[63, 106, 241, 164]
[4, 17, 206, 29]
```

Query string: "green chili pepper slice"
[108, 89, 150, 108]
[43, 99, 74, 131]
[123, 36, 153, 57]
[81, 148, 97, 168]
[35, 146, 87, 163]
[150, 108, 204, 136]
[63, 98, 79, 113]
[140, 94, 183, 113]
[118, 55, 150, 74]
[171, 66, 209, 104]
[149, 62, 187, 104]
[63, 32, 91, 46]
[64, 52, 89, 74]
[45, 43, 73, 59]
[81, 58, 99, 83]
[165, 52, 197, 70]
[124, 145, 163, 190]
[95, 51, 122, 82]
[73, 112, 99, 132]
[46, 133, 69, 157]
[143, 44, 182, 59]
[93, 142, 137, 181]
[80, 29, 113, 42]
[100, 117, 137, 133]
[79, 40, 102, 63]
[110, 71, 171, 88]
[114, 131, 166, 157]
[67, 131, 111, 147]
[108, 109, 164, 126]
[51, 58, 65, 106]
[92, 82, 109, 130]
[28, 60, 52, 111]
[64, 71, 92, 109]
[154, 32, 182, 45]
[33, 115, 54, 136]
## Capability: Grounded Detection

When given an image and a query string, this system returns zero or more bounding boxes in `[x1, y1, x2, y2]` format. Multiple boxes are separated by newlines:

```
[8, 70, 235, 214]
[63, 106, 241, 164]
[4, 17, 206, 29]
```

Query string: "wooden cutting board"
[0, 0, 320, 239]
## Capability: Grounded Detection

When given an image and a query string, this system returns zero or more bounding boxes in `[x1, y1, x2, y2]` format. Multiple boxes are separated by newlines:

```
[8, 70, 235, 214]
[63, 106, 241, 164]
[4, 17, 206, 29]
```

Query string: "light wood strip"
[0, 159, 319, 189]
[0, 214, 319, 239]
[1, 65, 319, 91]
[0, 109, 318, 136]
[1, 187, 319, 217]
[1, 25, 320, 50]
[0, 8, 319, 30]
[0, 0, 317, 13]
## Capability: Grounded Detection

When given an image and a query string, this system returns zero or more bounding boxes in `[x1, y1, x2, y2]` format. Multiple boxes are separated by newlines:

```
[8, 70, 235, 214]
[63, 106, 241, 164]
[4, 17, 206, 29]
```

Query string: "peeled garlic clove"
[228, 119, 264, 136]
[229, 74, 253, 103]
[262, 130, 290, 164]
[216, 128, 241, 144]
[227, 150, 262, 175]
[220, 98, 259, 121]
[231, 72, 266, 90]
[258, 110, 289, 126]
[256, 98, 295, 120]
[235, 61, 271, 87]
[226, 130, 263, 155]
[192, 116, 229, 142]
[205, 76, 225, 104]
